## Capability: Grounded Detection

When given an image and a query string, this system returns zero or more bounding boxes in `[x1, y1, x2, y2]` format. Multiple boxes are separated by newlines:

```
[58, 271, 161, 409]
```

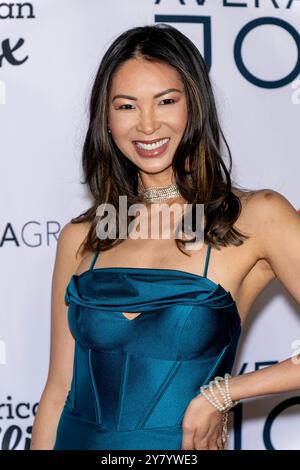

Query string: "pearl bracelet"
[199, 373, 240, 449]
[200, 373, 239, 412]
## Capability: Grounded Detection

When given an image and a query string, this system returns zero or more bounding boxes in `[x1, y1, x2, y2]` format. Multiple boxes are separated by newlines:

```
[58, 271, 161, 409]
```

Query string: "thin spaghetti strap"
[89, 251, 100, 271]
[203, 243, 211, 278]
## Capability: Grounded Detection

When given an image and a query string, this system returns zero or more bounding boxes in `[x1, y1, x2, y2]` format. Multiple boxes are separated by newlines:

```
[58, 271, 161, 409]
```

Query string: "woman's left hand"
[181, 394, 225, 450]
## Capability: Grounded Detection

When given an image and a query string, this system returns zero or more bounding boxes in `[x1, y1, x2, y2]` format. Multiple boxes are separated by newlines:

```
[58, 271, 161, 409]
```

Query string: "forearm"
[30, 392, 65, 450]
[229, 355, 300, 402]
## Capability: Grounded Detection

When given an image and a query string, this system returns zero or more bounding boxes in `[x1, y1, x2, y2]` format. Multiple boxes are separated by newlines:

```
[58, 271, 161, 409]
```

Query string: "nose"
[136, 110, 161, 135]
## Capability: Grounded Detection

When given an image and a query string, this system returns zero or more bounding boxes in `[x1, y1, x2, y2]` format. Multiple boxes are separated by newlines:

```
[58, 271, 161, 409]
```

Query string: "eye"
[160, 98, 175, 105]
[117, 98, 176, 110]
[118, 104, 134, 110]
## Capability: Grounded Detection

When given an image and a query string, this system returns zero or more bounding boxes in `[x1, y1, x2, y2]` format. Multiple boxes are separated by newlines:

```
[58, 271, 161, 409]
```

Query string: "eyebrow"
[111, 88, 183, 103]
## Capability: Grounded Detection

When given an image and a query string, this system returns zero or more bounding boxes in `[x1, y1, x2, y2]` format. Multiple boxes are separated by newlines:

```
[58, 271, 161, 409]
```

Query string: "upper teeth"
[136, 138, 169, 150]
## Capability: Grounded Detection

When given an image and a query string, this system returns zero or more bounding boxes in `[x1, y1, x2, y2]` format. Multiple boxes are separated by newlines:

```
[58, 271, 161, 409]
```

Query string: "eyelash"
[117, 98, 176, 110]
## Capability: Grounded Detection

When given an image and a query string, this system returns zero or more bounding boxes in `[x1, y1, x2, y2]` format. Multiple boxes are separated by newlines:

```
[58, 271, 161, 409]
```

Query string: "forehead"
[110, 58, 183, 93]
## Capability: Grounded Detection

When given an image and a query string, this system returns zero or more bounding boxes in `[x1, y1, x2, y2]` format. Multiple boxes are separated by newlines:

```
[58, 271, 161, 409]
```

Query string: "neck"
[138, 171, 174, 190]
[137, 172, 184, 204]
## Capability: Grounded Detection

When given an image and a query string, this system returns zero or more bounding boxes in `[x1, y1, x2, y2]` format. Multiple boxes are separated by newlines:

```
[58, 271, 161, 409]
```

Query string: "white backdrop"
[0, 0, 299, 450]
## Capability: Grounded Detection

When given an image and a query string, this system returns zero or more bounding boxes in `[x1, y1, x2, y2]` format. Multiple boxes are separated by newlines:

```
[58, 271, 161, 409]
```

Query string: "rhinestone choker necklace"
[137, 175, 181, 203]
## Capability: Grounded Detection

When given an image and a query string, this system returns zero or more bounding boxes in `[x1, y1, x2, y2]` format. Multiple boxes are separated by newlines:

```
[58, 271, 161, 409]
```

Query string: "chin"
[137, 162, 173, 175]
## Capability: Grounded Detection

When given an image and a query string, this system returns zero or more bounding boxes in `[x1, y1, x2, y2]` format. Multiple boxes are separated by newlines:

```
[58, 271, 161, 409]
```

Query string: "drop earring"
[107, 124, 111, 133]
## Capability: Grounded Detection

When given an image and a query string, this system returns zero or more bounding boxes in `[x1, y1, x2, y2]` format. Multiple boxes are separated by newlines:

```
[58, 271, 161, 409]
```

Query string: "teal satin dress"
[53, 244, 241, 450]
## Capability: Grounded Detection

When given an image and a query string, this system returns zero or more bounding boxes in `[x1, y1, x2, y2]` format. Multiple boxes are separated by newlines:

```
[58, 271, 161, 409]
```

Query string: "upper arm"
[43, 221, 92, 404]
[255, 189, 300, 304]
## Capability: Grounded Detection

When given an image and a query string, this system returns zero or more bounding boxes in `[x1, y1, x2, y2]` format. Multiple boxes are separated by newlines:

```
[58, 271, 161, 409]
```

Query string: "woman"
[30, 24, 300, 450]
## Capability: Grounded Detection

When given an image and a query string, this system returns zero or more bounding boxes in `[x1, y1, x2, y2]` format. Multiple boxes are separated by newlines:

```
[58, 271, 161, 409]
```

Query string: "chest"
[68, 302, 238, 361]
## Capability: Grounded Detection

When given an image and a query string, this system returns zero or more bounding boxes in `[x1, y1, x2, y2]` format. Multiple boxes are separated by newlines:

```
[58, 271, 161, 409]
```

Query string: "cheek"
[169, 105, 188, 132]
[110, 116, 134, 138]
[179, 104, 188, 126]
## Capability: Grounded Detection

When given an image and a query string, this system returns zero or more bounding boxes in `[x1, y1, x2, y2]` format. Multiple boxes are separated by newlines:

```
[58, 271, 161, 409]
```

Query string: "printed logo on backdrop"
[0, 221, 60, 247]
[1, 1, 299, 87]
[0, 396, 38, 450]
[0, 2, 34, 69]
[155, 0, 299, 9]
[154, 0, 300, 88]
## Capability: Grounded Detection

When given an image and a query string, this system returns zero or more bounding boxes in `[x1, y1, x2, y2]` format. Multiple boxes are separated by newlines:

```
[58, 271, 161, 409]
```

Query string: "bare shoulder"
[54, 220, 95, 277]
[231, 186, 295, 227]
[243, 187, 295, 214]
[230, 186, 261, 234]
[256, 189, 298, 229]
[58, 220, 93, 260]
[237, 187, 296, 214]
[231, 186, 260, 213]
[236, 188, 298, 253]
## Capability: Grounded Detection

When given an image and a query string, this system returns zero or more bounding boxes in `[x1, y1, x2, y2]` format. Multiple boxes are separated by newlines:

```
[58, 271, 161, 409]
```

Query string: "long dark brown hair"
[71, 23, 251, 258]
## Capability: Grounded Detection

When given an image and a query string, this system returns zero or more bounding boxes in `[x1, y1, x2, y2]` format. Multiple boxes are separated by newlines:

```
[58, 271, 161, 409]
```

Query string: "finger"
[194, 441, 209, 450]
[193, 436, 210, 450]
[208, 442, 219, 450]
[194, 433, 220, 450]
[181, 426, 195, 450]
[216, 437, 224, 450]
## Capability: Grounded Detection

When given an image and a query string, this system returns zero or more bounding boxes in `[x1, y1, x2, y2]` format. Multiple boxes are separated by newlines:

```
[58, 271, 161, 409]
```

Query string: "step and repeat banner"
[0, 0, 299, 450]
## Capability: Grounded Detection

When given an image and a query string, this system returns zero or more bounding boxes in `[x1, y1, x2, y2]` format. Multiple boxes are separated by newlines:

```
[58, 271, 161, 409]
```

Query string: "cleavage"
[122, 312, 142, 321]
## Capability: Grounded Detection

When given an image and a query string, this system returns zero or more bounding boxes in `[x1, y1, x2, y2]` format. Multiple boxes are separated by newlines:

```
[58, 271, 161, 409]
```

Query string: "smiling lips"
[133, 138, 170, 158]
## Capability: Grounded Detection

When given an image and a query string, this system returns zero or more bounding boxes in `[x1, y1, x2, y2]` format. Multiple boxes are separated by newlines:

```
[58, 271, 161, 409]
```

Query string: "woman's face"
[108, 57, 188, 182]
